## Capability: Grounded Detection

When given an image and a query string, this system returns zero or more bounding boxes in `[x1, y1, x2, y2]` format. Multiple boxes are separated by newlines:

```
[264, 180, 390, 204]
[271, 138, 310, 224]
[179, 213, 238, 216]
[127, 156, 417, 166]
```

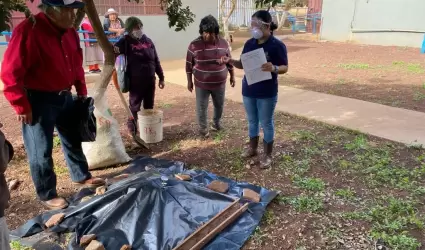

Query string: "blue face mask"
[250, 28, 263, 39]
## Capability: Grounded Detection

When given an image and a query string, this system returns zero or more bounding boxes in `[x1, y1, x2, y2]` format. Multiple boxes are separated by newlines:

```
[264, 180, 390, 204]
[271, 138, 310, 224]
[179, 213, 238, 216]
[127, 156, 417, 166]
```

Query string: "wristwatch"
[273, 65, 279, 73]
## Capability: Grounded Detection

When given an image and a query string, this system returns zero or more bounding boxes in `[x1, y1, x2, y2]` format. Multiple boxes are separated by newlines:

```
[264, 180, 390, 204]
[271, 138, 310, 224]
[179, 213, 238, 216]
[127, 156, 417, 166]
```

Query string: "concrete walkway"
[162, 61, 425, 146]
[3, 50, 424, 145]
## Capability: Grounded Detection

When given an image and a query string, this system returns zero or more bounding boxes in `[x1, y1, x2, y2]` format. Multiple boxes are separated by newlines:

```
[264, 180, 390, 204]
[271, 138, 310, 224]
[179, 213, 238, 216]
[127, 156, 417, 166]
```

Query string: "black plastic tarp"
[11, 156, 278, 249]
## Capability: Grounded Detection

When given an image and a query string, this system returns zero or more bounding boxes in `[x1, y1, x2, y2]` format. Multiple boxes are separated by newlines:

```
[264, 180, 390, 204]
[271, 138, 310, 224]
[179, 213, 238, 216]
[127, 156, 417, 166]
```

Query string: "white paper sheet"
[240, 48, 272, 85]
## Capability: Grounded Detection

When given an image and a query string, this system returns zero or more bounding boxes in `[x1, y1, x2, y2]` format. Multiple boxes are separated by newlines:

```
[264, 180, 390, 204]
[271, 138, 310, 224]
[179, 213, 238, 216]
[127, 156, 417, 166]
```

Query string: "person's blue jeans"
[243, 95, 278, 143]
[23, 90, 91, 201]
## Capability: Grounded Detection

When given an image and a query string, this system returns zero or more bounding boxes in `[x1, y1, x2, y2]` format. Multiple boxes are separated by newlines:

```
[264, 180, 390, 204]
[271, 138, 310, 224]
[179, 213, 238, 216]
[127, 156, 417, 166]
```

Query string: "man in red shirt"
[0, 0, 105, 210]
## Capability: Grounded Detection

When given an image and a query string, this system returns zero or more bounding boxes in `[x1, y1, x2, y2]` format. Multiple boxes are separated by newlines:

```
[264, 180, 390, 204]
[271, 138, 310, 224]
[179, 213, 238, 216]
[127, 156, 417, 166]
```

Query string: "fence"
[5, 0, 165, 39]
[0, 30, 120, 45]
[93, 0, 165, 16]
[218, 0, 257, 28]
[218, 0, 321, 34]
[288, 13, 321, 34]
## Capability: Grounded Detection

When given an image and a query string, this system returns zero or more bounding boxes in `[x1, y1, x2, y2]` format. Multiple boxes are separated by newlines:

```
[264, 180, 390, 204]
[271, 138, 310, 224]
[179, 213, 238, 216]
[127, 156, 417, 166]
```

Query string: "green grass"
[171, 142, 180, 152]
[250, 226, 268, 245]
[279, 155, 311, 175]
[368, 198, 423, 250]
[54, 164, 68, 177]
[342, 197, 424, 249]
[301, 145, 324, 157]
[344, 135, 369, 151]
[213, 131, 226, 143]
[406, 63, 424, 74]
[336, 78, 346, 85]
[10, 241, 32, 250]
[278, 195, 324, 213]
[215, 147, 245, 180]
[335, 188, 356, 200]
[292, 130, 316, 141]
[271, 115, 425, 248]
[338, 63, 370, 70]
[293, 176, 325, 192]
[413, 91, 425, 101]
[334, 60, 424, 77]
[53, 136, 61, 148]
[263, 209, 276, 225]
[392, 61, 405, 66]
[158, 102, 173, 109]
[342, 137, 425, 191]
[325, 227, 343, 240]
[392, 61, 424, 74]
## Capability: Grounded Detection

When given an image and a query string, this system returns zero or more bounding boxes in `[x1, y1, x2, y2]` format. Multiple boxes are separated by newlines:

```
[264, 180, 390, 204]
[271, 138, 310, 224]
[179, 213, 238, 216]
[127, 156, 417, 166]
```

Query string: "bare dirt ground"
[281, 39, 425, 112]
[231, 33, 425, 112]
[2, 83, 425, 250]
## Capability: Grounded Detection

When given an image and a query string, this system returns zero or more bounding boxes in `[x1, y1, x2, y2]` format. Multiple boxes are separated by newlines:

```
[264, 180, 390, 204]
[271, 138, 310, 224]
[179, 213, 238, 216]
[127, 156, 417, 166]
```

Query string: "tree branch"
[74, 8, 85, 30]
[83, 0, 115, 95]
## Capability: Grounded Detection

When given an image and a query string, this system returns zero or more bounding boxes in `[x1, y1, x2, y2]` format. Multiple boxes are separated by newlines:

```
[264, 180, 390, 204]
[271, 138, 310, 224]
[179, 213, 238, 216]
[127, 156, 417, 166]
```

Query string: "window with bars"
[94, 0, 165, 16]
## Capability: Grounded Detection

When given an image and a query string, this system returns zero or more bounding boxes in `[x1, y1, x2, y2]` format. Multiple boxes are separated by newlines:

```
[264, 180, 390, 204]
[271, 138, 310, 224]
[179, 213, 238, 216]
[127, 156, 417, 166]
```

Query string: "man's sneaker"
[199, 130, 210, 138]
[210, 123, 222, 131]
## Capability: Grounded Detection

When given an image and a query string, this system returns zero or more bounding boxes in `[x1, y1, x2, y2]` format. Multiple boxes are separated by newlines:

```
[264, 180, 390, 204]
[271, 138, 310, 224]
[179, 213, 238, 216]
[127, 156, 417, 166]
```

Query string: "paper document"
[240, 48, 272, 85]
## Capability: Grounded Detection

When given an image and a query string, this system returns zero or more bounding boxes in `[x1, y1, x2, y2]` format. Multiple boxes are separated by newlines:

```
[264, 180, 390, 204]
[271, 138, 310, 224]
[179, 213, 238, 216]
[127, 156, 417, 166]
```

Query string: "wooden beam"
[173, 199, 249, 250]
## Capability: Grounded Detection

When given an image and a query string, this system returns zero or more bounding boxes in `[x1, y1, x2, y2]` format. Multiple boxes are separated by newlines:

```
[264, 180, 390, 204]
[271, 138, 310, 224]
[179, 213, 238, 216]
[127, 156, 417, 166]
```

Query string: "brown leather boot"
[241, 136, 259, 158]
[260, 140, 274, 169]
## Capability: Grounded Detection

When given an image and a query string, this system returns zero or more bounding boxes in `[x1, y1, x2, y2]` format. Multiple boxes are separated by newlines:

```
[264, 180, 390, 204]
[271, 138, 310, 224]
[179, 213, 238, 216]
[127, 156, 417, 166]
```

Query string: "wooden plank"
[191, 202, 249, 250]
[173, 199, 247, 250]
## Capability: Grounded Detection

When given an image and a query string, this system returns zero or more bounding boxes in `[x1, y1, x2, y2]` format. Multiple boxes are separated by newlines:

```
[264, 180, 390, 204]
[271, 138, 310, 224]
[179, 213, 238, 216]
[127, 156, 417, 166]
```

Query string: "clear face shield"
[250, 18, 270, 29]
[250, 18, 270, 39]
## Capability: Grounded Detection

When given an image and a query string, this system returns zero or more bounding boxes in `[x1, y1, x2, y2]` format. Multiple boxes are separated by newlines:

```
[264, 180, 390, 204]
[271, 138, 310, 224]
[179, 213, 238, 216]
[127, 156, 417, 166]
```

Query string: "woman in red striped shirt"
[186, 15, 236, 137]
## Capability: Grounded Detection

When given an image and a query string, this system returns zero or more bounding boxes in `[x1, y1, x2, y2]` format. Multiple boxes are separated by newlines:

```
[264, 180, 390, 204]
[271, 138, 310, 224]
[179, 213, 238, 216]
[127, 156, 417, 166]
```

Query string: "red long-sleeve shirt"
[0, 13, 87, 115]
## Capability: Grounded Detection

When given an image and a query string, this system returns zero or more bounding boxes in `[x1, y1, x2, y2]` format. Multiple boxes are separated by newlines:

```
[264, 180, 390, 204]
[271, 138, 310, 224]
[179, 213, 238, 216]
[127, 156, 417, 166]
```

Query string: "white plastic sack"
[82, 88, 132, 169]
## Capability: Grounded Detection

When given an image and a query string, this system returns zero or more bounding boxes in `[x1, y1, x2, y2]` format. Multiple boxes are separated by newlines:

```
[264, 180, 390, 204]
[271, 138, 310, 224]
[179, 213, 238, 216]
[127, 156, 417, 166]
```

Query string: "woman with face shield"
[113, 17, 165, 134]
[218, 10, 288, 169]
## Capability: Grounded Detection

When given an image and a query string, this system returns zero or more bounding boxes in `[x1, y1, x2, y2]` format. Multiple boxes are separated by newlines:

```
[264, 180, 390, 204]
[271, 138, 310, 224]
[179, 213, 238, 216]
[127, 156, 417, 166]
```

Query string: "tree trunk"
[220, 0, 226, 21]
[82, 0, 115, 103]
[277, 9, 289, 30]
[220, 0, 236, 43]
[74, 8, 85, 30]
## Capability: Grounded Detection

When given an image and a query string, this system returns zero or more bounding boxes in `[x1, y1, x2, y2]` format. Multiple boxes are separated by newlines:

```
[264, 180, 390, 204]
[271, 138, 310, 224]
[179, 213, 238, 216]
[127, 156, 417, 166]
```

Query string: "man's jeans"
[243, 95, 278, 143]
[195, 87, 225, 131]
[23, 91, 91, 201]
[0, 217, 10, 250]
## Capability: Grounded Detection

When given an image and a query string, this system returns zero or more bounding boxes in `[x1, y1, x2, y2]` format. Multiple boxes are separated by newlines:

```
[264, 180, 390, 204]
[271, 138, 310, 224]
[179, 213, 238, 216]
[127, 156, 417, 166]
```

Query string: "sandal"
[73, 177, 105, 188]
[41, 197, 69, 210]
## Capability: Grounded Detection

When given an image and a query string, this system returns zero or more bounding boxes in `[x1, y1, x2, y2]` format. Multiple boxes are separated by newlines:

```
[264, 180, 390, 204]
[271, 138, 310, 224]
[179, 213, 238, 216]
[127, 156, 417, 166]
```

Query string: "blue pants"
[243, 95, 278, 143]
[23, 91, 91, 201]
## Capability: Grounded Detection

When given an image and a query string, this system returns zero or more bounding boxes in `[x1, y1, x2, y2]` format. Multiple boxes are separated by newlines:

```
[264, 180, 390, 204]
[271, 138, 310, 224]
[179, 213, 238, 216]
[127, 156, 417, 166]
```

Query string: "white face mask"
[250, 28, 263, 40]
[132, 29, 143, 39]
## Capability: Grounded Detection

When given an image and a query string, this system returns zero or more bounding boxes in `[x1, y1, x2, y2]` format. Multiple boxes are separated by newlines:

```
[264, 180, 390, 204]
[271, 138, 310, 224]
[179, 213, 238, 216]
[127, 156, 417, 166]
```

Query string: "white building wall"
[320, 0, 425, 48]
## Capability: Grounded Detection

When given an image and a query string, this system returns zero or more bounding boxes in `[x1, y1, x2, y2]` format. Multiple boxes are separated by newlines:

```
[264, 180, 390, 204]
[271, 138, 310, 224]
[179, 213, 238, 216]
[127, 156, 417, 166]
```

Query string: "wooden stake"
[173, 199, 249, 250]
